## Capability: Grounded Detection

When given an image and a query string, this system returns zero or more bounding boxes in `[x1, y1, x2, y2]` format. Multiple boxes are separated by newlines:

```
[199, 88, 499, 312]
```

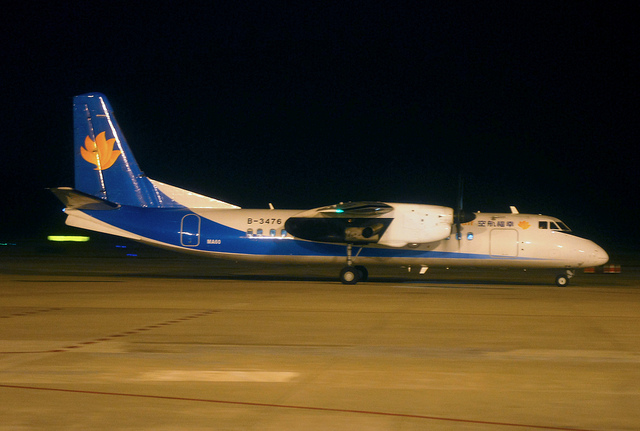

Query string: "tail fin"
[73, 93, 239, 209]
[74, 93, 167, 207]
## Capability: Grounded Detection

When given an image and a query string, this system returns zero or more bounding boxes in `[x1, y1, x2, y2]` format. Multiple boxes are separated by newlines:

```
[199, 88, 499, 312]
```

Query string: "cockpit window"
[540, 220, 571, 232]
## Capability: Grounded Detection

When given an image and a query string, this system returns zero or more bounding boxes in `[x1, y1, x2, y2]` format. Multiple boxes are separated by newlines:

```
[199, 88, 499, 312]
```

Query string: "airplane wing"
[285, 201, 453, 246]
[315, 201, 394, 216]
[284, 202, 393, 243]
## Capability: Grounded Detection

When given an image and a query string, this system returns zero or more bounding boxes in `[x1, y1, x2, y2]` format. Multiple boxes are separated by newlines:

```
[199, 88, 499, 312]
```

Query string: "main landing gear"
[339, 265, 369, 284]
[339, 244, 368, 285]
[555, 269, 576, 287]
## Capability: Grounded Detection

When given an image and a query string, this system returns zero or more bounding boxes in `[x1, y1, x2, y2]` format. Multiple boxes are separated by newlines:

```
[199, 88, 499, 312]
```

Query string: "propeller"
[454, 176, 477, 246]
[455, 175, 463, 244]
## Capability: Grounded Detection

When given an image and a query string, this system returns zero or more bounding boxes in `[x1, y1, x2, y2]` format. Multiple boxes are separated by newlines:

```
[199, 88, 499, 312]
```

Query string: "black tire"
[354, 265, 368, 282]
[340, 266, 361, 285]
[555, 274, 569, 287]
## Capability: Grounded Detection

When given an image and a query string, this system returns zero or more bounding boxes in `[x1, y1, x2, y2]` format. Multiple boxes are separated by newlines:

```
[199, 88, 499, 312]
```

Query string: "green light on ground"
[47, 236, 90, 242]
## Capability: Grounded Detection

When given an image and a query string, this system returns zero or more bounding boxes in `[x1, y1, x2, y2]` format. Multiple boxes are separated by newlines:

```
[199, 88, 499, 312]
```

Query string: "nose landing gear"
[555, 269, 575, 287]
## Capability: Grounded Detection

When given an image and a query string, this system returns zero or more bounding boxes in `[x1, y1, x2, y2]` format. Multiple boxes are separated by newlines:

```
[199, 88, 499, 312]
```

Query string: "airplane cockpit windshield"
[538, 220, 571, 232]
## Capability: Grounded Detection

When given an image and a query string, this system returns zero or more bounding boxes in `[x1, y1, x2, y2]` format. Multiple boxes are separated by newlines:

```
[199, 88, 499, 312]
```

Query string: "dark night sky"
[2, 2, 638, 253]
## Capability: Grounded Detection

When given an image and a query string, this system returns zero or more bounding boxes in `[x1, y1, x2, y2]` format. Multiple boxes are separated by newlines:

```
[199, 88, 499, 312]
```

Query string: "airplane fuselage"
[63, 204, 608, 270]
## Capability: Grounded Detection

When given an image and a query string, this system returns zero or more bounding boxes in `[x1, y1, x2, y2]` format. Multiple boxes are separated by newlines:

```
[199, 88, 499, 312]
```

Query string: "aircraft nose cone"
[592, 245, 609, 266]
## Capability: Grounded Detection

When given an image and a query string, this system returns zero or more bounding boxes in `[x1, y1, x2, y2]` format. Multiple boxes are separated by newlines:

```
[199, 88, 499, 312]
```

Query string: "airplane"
[50, 93, 609, 286]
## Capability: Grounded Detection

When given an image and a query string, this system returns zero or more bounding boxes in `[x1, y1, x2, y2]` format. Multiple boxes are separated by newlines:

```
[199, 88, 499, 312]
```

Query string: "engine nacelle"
[284, 202, 453, 247]
[345, 223, 385, 242]
[378, 204, 453, 247]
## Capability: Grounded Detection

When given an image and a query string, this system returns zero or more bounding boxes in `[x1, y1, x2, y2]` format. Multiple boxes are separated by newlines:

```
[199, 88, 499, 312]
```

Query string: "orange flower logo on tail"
[80, 132, 121, 170]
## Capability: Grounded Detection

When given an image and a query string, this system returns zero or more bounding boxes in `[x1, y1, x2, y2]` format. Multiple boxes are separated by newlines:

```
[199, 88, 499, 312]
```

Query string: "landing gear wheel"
[555, 274, 569, 287]
[354, 265, 368, 282]
[340, 266, 362, 285]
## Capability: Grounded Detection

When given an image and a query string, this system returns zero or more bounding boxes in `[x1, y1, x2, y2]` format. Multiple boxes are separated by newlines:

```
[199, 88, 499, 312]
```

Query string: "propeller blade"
[456, 176, 463, 243]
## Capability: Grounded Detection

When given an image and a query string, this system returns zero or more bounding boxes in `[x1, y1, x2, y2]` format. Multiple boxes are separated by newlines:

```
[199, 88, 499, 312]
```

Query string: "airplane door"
[490, 229, 518, 257]
[180, 214, 201, 246]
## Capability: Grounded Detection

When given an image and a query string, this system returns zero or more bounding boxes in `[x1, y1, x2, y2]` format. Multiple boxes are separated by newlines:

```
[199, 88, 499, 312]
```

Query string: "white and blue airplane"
[51, 93, 609, 286]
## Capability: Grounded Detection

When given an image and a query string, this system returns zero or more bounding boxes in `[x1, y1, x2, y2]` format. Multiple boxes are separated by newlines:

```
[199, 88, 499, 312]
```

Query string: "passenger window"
[247, 228, 253, 237]
[270, 229, 276, 237]
[281, 229, 287, 237]
[257, 228, 263, 236]
[539, 221, 548, 229]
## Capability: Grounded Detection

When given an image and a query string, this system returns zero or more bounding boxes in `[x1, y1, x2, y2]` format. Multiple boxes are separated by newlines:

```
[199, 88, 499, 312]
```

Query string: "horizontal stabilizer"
[50, 187, 120, 210]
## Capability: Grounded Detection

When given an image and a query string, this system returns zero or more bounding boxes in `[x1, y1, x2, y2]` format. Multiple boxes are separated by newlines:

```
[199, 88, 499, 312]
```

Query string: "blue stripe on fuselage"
[80, 206, 538, 261]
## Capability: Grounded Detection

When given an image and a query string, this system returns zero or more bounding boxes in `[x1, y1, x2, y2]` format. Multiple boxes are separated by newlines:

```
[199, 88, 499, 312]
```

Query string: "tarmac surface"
[1, 250, 639, 430]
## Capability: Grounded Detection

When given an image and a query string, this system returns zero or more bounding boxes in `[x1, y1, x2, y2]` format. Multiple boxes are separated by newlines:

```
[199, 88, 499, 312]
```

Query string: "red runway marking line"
[0, 308, 60, 319]
[1, 310, 217, 354]
[0, 384, 596, 431]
